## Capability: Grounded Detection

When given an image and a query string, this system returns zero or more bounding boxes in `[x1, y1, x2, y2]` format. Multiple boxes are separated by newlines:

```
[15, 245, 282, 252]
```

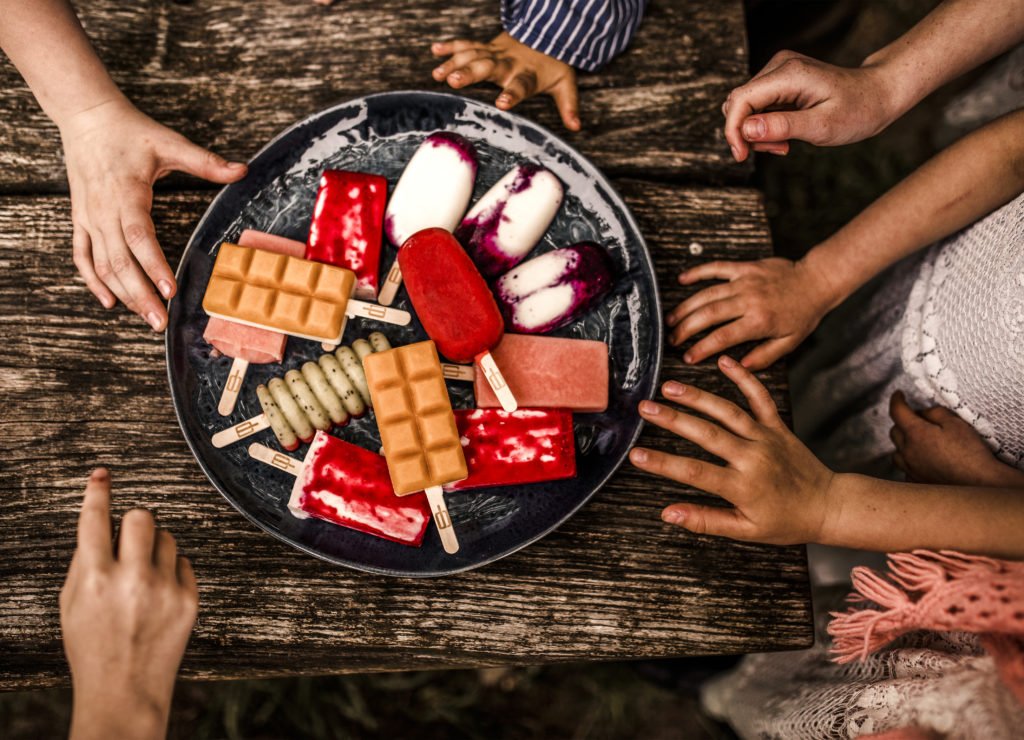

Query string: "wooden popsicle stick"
[211, 415, 271, 448]
[248, 443, 302, 476]
[377, 261, 403, 306]
[217, 357, 249, 416]
[347, 299, 411, 326]
[476, 351, 518, 412]
[441, 363, 475, 382]
[424, 486, 459, 554]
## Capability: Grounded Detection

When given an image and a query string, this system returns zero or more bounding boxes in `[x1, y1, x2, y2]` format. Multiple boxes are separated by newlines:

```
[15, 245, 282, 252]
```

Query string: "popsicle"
[494, 242, 614, 334]
[446, 409, 576, 491]
[398, 227, 517, 412]
[378, 132, 478, 305]
[204, 230, 306, 415]
[363, 340, 465, 554]
[454, 163, 563, 278]
[201, 243, 410, 344]
[248, 434, 431, 547]
[473, 334, 609, 413]
[306, 170, 387, 301]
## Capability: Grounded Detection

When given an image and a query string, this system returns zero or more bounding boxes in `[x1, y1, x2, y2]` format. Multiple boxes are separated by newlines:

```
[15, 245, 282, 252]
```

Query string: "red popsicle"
[286, 431, 431, 546]
[306, 170, 387, 300]
[445, 409, 576, 491]
[397, 227, 517, 411]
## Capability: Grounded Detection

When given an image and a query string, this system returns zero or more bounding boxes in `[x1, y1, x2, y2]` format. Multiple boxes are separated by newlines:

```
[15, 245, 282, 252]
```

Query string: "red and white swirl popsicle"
[494, 242, 614, 334]
[377, 133, 478, 305]
[397, 227, 518, 412]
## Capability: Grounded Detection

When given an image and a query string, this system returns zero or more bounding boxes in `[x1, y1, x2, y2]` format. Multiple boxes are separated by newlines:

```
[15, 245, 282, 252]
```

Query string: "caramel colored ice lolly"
[363, 340, 466, 554]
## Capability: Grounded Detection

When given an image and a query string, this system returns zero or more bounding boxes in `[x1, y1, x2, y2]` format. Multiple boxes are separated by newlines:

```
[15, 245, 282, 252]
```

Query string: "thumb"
[550, 75, 580, 131]
[168, 137, 247, 184]
[741, 110, 825, 145]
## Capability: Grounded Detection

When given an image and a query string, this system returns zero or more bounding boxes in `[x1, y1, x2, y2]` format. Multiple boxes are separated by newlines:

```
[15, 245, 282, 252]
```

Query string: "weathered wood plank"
[0, 0, 749, 193]
[0, 181, 809, 691]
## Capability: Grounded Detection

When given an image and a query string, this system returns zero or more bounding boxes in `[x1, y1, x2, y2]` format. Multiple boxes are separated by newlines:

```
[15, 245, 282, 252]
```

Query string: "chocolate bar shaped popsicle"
[378, 133, 478, 306]
[204, 230, 306, 416]
[398, 228, 518, 412]
[202, 243, 411, 344]
[248, 433, 431, 546]
[363, 340, 467, 554]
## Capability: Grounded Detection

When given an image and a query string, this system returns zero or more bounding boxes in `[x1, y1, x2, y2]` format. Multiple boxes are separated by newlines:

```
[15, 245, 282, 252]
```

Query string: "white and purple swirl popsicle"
[454, 163, 563, 278]
[493, 243, 614, 334]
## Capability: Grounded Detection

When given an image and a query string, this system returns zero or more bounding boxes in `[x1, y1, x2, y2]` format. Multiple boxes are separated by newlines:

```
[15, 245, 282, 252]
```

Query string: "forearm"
[821, 473, 1024, 558]
[0, 0, 126, 127]
[803, 110, 1024, 308]
[70, 690, 169, 740]
[865, 0, 1024, 120]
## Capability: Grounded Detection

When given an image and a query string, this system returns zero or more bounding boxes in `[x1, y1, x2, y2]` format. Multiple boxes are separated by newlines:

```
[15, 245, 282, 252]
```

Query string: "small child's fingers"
[550, 76, 580, 131]
[153, 528, 178, 575]
[752, 141, 791, 156]
[920, 405, 958, 428]
[718, 355, 781, 427]
[629, 447, 737, 499]
[667, 282, 733, 328]
[740, 337, 792, 371]
[431, 39, 479, 57]
[889, 424, 906, 449]
[91, 221, 143, 316]
[661, 503, 751, 541]
[72, 223, 116, 309]
[119, 508, 157, 569]
[671, 298, 745, 351]
[435, 49, 484, 82]
[448, 58, 496, 88]
[166, 137, 247, 185]
[97, 218, 166, 331]
[660, 380, 759, 439]
[120, 195, 175, 301]
[496, 72, 536, 110]
[680, 314, 753, 364]
[889, 391, 924, 430]
[76, 468, 114, 566]
[637, 400, 745, 461]
[678, 260, 744, 285]
[176, 555, 198, 595]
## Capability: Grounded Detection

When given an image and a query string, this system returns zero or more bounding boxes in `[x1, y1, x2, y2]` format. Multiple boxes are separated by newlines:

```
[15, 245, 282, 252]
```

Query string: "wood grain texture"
[0, 182, 809, 692]
[0, 0, 750, 193]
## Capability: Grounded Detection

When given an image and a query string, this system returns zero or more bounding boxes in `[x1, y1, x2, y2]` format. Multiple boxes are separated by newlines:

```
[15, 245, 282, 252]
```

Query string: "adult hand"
[667, 256, 836, 369]
[61, 468, 198, 740]
[629, 356, 836, 545]
[60, 98, 247, 330]
[722, 50, 896, 161]
[431, 32, 580, 131]
[889, 392, 1024, 487]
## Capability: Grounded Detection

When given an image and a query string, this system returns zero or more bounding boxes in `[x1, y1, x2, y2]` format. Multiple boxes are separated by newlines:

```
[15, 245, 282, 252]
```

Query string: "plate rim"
[165, 90, 663, 577]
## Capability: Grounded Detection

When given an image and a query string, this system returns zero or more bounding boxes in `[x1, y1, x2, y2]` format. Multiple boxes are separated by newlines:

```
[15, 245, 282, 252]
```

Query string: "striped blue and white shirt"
[501, 0, 649, 72]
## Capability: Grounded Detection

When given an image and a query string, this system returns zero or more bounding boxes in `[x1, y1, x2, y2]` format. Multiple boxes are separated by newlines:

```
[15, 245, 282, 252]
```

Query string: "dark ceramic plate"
[166, 91, 661, 577]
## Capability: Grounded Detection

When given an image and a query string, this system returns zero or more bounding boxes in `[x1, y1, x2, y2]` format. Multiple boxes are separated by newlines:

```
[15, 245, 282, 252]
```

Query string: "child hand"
[59, 98, 247, 331]
[667, 257, 836, 369]
[430, 32, 580, 131]
[629, 356, 836, 545]
[61, 469, 198, 740]
[889, 392, 1024, 487]
[722, 51, 894, 161]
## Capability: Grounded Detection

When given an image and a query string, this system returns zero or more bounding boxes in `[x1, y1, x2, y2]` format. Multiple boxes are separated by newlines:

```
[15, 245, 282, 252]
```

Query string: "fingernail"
[434, 66, 445, 76]
[743, 118, 766, 139]
[720, 355, 737, 368]
[146, 311, 163, 330]
[640, 400, 660, 416]
[101, 296, 115, 309]
[228, 161, 247, 171]
[631, 448, 648, 464]
[158, 279, 173, 298]
[683, 352, 694, 364]
[663, 509, 684, 524]
[91, 468, 109, 481]
[730, 145, 740, 160]
[664, 381, 685, 397]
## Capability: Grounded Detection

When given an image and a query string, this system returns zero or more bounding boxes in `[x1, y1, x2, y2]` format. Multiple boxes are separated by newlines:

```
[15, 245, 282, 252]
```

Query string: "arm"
[669, 108, 1024, 369]
[429, 1, 648, 130]
[629, 358, 1024, 559]
[724, 0, 1024, 160]
[0, 0, 246, 330]
[62, 469, 198, 740]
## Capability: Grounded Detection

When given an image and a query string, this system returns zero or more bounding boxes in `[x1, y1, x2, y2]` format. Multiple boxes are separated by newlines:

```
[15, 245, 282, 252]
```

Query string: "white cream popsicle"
[494, 243, 614, 334]
[454, 163, 563, 278]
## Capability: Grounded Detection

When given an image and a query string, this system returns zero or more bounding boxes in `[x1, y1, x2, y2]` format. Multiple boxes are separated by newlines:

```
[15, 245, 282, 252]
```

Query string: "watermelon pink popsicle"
[446, 409, 576, 492]
[494, 243, 614, 334]
[397, 227, 517, 412]
[306, 170, 387, 300]
[454, 163, 563, 278]
[281, 431, 431, 546]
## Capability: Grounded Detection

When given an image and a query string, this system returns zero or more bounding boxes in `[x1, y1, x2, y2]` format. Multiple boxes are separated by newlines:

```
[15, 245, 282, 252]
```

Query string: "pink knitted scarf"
[828, 550, 1024, 706]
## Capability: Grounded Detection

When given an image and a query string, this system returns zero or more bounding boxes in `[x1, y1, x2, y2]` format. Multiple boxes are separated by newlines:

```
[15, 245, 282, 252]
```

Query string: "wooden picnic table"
[0, 0, 812, 691]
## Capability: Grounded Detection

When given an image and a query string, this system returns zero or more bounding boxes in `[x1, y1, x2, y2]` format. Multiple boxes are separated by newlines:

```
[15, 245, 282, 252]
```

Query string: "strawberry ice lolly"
[473, 334, 609, 413]
[494, 243, 614, 334]
[454, 163, 563, 278]
[445, 409, 576, 492]
[378, 132, 478, 305]
[203, 229, 306, 415]
[306, 170, 387, 300]
[397, 227, 517, 412]
[249, 434, 431, 546]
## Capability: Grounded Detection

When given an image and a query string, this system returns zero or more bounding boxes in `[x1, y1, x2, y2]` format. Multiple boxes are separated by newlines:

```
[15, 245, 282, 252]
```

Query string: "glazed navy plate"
[167, 91, 662, 577]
